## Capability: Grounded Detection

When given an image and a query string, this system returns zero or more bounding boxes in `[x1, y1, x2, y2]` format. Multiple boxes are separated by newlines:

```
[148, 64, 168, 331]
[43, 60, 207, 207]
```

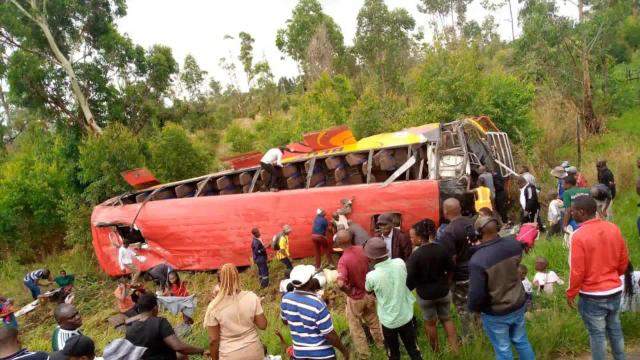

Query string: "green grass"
[3, 109, 640, 359]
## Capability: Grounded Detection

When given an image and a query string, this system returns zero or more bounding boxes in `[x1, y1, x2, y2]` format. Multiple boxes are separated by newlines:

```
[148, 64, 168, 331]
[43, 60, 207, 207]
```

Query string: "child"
[547, 191, 564, 236]
[533, 257, 564, 294]
[519, 265, 533, 311]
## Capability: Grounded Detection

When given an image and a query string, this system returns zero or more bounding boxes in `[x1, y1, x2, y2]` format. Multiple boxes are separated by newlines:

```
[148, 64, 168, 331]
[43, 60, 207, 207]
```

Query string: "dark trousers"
[255, 258, 269, 288]
[382, 318, 422, 360]
[280, 257, 293, 271]
[261, 162, 279, 190]
[495, 190, 508, 223]
[311, 234, 332, 268]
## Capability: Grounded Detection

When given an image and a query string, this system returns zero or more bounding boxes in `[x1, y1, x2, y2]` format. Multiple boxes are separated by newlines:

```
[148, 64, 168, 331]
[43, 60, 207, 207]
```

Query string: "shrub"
[224, 121, 257, 153]
[78, 123, 146, 204]
[148, 122, 208, 182]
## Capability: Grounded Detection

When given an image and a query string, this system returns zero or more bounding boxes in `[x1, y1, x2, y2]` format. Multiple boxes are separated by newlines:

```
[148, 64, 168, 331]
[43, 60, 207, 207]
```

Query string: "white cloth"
[118, 247, 136, 270]
[382, 229, 393, 258]
[260, 148, 283, 166]
[621, 272, 640, 312]
[548, 199, 564, 225]
[522, 278, 533, 294]
[519, 185, 534, 211]
[533, 271, 564, 294]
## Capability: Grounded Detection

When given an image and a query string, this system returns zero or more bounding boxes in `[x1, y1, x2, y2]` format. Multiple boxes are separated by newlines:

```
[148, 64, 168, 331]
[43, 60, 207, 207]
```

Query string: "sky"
[117, 0, 576, 90]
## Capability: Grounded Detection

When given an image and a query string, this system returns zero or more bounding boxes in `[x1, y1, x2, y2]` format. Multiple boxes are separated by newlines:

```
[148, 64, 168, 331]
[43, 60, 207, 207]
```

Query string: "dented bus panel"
[91, 117, 516, 275]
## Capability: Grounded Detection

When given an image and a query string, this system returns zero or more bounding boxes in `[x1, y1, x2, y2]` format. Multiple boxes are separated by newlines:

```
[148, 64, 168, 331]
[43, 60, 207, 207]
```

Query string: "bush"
[224, 121, 257, 153]
[78, 123, 146, 204]
[407, 46, 535, 144]
[293, 73, 356, 136]
[148, 122, 208, 182]
[349, 88, 406, 139]
[0, 125, 78, 260]
[254, 112, 298, 150]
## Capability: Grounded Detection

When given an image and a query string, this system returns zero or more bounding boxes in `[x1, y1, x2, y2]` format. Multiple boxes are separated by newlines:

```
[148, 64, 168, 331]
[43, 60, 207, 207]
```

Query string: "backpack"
[517, 223, 539, 252]
[272, 232, 282, 251]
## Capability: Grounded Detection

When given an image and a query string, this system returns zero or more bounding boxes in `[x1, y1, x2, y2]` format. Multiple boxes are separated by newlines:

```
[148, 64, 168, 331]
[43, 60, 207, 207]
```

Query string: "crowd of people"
[2, 157, 639, 360]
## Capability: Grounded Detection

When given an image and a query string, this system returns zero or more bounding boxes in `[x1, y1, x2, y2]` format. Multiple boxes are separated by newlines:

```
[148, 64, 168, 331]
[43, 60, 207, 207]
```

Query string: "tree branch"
[9, 0, 35, 22]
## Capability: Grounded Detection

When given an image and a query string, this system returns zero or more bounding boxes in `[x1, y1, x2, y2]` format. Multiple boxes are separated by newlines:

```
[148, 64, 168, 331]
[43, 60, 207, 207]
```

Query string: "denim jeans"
[24, 280, 40, 300]
[578, 294, 625, 360]
[481, 305, 535, 360]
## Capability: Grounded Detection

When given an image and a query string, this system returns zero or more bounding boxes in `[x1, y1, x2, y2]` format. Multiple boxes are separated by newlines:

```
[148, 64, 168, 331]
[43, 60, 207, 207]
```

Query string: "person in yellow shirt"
[274, 224, 293, 270]
[467, 177, 493, 213]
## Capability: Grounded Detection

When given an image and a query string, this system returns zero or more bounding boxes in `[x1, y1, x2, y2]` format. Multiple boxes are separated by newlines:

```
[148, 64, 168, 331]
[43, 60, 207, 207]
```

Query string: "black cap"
[52, 335, 95, 359]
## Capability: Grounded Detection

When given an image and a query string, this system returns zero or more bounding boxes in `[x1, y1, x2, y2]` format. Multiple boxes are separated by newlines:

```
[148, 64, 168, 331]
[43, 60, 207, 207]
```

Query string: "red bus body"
[91, 180, 440, 276]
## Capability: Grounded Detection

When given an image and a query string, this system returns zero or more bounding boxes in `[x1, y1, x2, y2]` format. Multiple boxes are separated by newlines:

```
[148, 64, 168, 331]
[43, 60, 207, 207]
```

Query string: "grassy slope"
[2, 110, 640, 359]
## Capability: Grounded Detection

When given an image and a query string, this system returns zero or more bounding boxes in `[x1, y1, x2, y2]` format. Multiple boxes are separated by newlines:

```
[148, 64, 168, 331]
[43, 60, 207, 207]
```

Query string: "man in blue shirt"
[311, 208, 332, 268]
[281, 265, 349, 360]
[251, 228, 269, 289]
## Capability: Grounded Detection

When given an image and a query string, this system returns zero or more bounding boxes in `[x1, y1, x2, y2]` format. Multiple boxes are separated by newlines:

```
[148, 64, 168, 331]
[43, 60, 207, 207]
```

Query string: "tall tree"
[3, 0, 107, 134]
[354, 0, 416, 93]
[418, 0, 472, 35]
[276, 0, 344, 77]
[306, 24, 334, 82]
[0, 0, 166, 135]
[238, 32, 255, 86]
[180, 54, 207, 99]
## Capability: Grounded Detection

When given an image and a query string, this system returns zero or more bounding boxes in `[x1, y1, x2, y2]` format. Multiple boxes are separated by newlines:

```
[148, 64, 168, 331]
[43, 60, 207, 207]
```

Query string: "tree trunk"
[37, 16, 102, 134]
[578, 0, 600, 134]
[0, 83, 11, 128]
[10, 0, 102, 135]
[507, 0, 515, 41]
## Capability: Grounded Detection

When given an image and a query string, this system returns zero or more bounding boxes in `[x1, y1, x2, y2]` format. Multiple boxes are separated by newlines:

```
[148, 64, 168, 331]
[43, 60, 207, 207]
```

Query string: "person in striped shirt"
[280, 265, 349, 360]
[51, 304, 82, 352]
[22, 269, 51, 300]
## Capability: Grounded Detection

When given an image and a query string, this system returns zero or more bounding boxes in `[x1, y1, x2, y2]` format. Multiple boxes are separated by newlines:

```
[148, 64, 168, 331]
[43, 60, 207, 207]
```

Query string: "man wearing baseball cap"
[364, 237, 421, 360]
[468, 215, 534, 360]
[280, 265, 349, 360]
[375, 213, 412, 262]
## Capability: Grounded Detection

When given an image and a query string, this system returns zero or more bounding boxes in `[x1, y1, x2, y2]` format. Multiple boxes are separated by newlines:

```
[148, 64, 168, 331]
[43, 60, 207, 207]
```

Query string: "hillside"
[1, 110, 638, 360]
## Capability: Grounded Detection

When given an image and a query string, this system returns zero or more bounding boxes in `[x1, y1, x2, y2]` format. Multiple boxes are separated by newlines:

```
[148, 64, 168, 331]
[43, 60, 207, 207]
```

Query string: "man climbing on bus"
[260, 146, 285, 192]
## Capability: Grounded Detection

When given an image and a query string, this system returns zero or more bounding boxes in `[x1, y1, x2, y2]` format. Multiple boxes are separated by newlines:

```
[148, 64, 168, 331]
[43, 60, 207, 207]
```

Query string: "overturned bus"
[91, 116, 516, 276]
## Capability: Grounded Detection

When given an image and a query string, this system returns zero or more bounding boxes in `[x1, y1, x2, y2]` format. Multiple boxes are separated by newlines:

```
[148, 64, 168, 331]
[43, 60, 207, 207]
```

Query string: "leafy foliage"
[148, 123, 208, 182]
[78, 123, 145, 204]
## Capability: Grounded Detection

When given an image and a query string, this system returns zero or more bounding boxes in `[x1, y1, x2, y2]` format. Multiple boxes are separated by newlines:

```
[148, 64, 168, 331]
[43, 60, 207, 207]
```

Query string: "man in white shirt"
[118, 243, 140, 284]
[260, 147, 285, 191]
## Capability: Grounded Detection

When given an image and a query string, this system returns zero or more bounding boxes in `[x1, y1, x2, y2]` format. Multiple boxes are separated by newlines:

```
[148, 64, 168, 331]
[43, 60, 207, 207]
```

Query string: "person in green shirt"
[364, 237, 421, 360]
[54, 270, 75, 302]
[562, 176, 591, 231]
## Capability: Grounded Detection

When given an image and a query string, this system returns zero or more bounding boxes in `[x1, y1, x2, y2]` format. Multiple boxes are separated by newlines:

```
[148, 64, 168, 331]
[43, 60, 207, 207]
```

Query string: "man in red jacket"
[567, 196, 629, 360]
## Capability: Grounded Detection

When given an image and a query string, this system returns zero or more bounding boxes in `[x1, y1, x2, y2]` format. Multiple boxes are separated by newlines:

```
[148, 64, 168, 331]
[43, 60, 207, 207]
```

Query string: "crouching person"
[469, 215, 535, 360]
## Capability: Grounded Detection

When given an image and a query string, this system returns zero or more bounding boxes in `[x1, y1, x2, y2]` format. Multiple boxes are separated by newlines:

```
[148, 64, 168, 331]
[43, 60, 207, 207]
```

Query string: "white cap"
[290, 265, 316, 288]
[316, 208, 324, 215]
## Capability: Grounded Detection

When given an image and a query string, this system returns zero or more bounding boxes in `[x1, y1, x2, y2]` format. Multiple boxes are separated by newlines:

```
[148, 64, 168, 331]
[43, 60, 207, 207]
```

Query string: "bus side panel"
[91, 180, 440, 276]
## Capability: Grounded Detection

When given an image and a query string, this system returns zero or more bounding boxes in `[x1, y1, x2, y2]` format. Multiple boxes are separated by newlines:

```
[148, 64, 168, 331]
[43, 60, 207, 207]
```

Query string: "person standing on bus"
[311, 209, 332, 268]
[260, 147, 285, 192]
